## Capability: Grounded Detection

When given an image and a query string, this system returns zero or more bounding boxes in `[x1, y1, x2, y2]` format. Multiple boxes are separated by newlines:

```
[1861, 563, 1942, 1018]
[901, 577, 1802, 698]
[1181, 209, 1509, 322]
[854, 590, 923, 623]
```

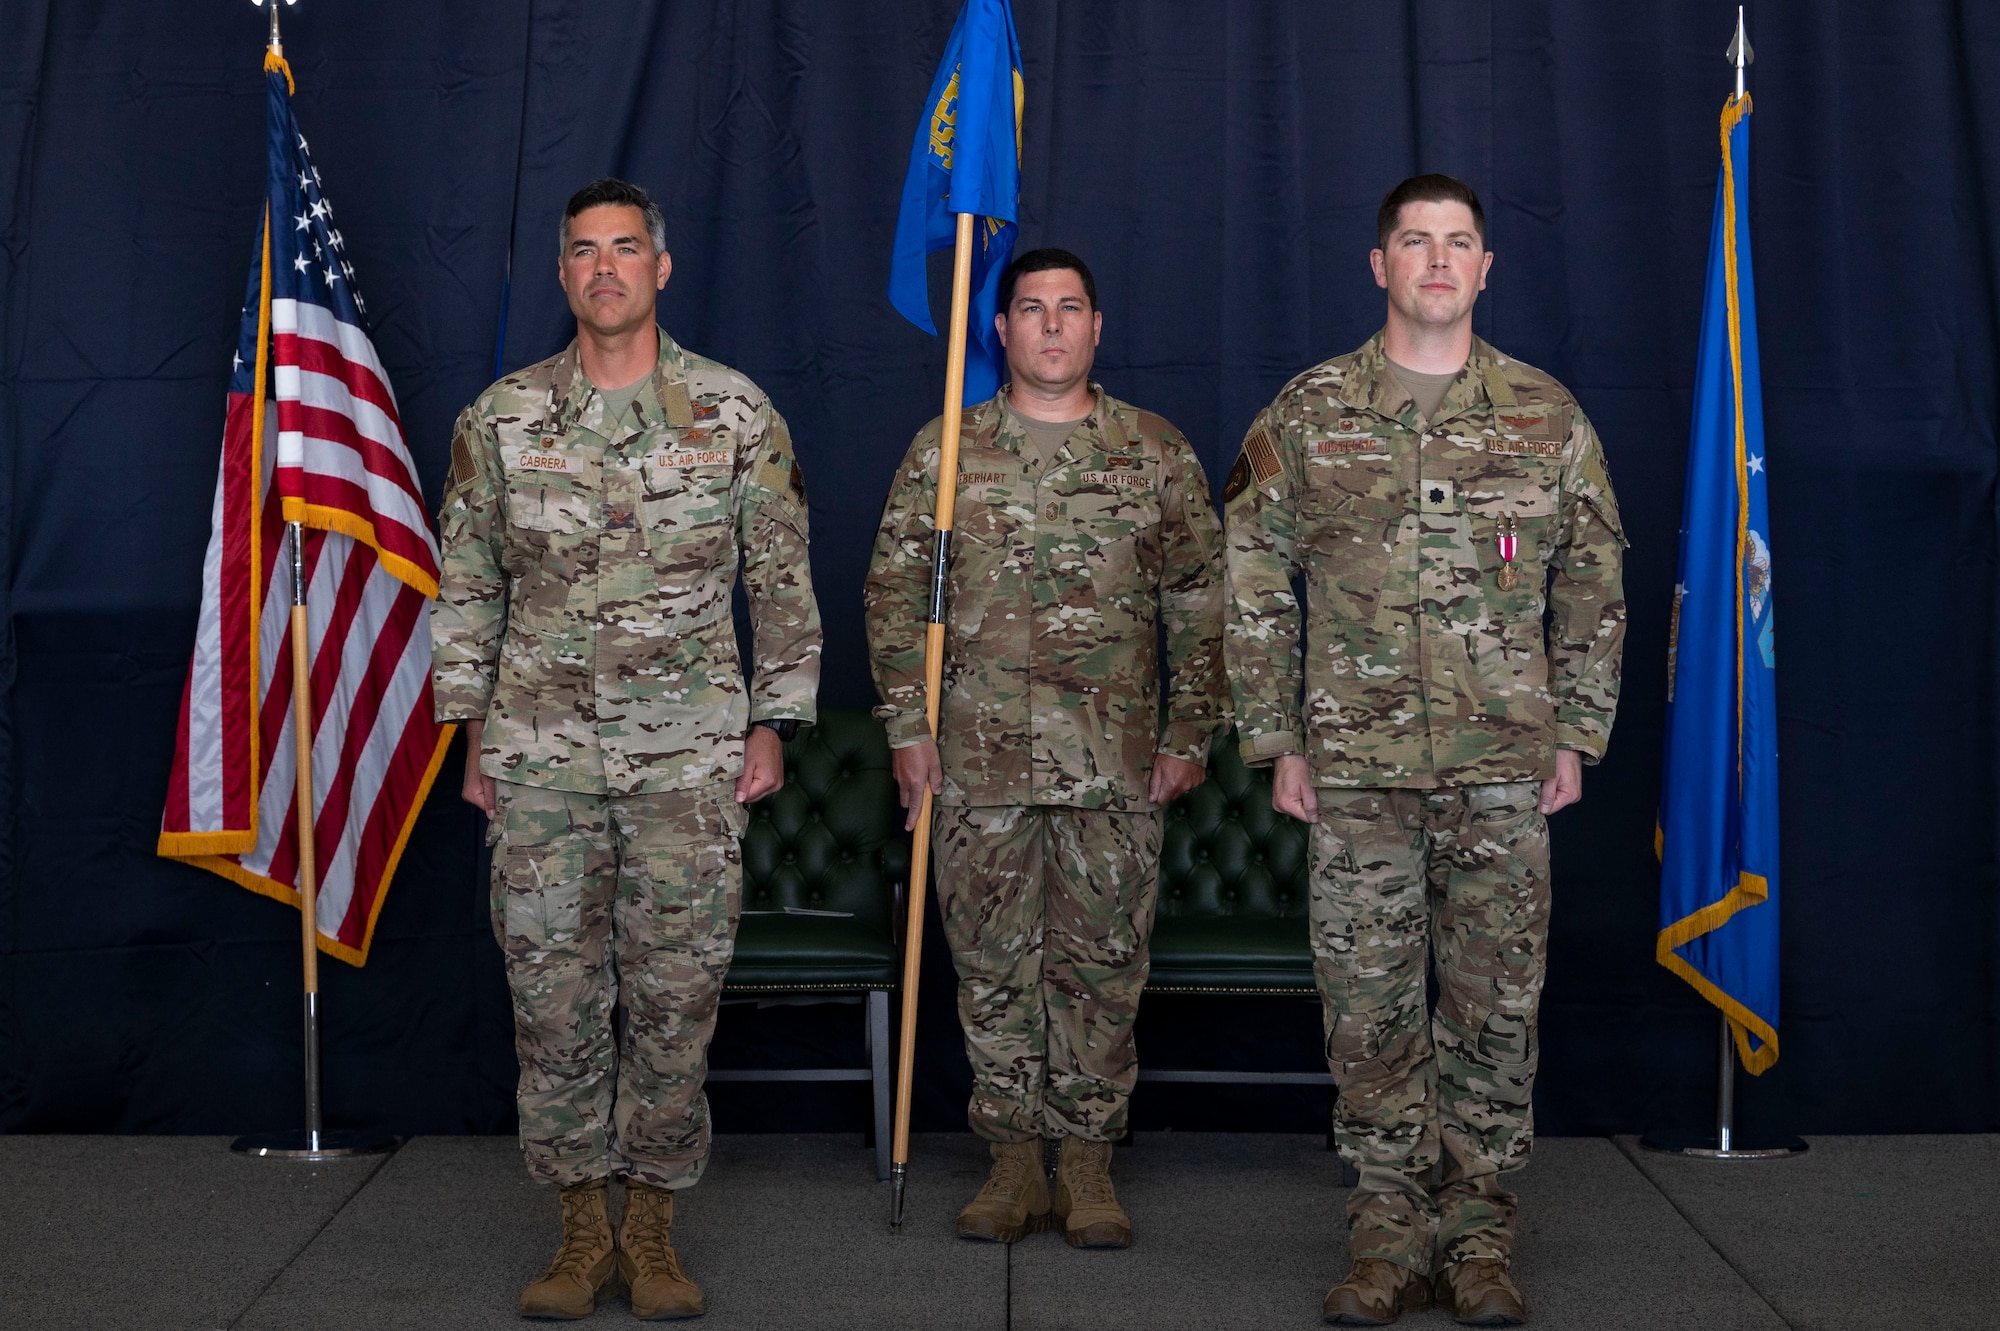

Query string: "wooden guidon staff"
[889, 211, 977, 1232]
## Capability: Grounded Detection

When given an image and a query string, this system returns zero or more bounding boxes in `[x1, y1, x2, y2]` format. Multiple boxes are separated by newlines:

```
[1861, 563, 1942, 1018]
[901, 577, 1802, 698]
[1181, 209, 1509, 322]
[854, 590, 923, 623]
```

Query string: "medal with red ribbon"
[1496, 512, 1521, 591]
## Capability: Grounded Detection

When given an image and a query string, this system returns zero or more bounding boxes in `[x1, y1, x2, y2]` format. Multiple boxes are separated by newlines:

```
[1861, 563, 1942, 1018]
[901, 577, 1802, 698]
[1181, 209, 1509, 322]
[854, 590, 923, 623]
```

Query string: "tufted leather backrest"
[1158, 732, 1309, 921]
[742, 708, 910, 938]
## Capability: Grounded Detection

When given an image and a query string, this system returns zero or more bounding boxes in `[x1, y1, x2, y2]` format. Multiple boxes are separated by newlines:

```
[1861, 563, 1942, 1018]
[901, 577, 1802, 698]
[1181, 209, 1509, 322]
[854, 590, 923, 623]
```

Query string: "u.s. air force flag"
[1657, 92, 1781, 1073]
[886, 0, 1024, 404]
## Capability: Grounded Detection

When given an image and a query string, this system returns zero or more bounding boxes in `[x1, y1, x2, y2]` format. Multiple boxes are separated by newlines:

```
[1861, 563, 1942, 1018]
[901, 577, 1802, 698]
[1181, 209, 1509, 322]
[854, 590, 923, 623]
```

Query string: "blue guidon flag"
[158, 53, 452, 966]
[1657, 91, 1781, 1073]
[886, 0, 1025, 405]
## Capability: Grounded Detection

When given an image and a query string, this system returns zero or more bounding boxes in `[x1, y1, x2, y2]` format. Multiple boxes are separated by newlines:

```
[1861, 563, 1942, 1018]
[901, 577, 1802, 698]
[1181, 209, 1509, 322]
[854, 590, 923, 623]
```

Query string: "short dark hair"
[1375, 174, 1485, 250]
[999, 248, 1097, 313]
[560, 178, 666, 257]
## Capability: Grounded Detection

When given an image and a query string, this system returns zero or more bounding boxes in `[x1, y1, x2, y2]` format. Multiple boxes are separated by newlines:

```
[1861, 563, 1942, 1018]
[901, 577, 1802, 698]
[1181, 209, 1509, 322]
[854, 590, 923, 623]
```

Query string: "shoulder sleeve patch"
[448, 431, 477, 492]
[755, 417, 808, 504]
[1243, 427, 1282, 485]
[1221, 452, 1252, 503]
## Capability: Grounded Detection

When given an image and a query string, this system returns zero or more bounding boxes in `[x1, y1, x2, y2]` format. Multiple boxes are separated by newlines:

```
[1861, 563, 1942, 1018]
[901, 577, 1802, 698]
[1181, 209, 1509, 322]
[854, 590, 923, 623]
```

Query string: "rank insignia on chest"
[1496, 512, 1521, 590]
[1419, 477, 1456, 512]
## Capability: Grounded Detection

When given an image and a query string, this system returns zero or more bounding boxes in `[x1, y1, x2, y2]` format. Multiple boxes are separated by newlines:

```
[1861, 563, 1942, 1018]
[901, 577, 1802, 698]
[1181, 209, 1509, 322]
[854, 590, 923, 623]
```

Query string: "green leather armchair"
[715, 707, 908, 1180]
[715, 713, 1332, 1167]
[1144, 733, 1335, 1097]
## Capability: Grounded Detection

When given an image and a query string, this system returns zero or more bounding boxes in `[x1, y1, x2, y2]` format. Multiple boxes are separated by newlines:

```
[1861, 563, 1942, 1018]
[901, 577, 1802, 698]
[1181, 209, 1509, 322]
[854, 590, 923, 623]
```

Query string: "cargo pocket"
[1313, 817, 1361, 878]
[484, 789, 510, 948]
[497, 848, 588, 952]
[1475, 987, 1539, 1073]
[1323, 1000, 1391, 1069]
[623, 789, 749, 956]
[1306, 817, 1368, 993]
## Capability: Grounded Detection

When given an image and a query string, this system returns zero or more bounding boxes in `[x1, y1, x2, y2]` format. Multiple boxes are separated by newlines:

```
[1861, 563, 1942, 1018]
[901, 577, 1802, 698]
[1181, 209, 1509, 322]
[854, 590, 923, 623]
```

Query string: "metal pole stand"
[1639, 1013, 1806, 1160]
[230, 521, 395, 1162]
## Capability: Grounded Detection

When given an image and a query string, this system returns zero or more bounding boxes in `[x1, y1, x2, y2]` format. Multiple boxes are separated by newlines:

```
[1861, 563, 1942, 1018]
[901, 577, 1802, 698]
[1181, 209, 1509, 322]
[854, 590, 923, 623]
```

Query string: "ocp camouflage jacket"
[865, 388, 1227, 810]
[431, 330, 820, 795]
[1223, 333, 1625, 788]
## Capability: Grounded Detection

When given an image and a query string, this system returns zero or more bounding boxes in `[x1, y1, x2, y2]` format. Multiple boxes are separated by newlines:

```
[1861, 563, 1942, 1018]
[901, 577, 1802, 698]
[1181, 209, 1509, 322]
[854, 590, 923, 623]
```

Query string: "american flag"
[158, 59, 453, 966]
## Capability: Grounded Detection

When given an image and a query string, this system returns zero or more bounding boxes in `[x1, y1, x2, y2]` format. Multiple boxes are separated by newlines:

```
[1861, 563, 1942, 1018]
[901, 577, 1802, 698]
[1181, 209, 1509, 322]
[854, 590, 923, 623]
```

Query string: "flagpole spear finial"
[256, 0, 297, 58]
[1726, 6, 1753, 100]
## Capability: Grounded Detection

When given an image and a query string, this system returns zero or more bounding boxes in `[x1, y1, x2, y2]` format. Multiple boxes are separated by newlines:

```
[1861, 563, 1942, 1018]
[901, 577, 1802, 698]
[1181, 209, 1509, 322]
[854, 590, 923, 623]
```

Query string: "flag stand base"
[231, 1130, 398, 1160]
[1637, 1130, 1807, 1160]
[1640, 1013, 1805, 1160]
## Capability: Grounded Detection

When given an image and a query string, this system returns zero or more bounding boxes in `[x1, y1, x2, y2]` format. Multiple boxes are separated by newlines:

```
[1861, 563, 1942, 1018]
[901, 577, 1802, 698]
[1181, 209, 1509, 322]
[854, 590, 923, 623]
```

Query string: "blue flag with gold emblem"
[1657, 93, 1781, 1074]
[887, 0, 1024, 405]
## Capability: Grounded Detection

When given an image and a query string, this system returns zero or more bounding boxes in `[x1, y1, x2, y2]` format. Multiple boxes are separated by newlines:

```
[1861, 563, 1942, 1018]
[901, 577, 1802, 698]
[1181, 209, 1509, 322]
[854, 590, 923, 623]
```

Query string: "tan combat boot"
[955, 1139, 1052, 1242]
[1322, 1258, 1433, 1325]
[519, 1179, 617, 1320]
[617, 1182, 705, 1320]
[1052, 1136, 1133, 1248]
[1433, 1258, 1528, 1326]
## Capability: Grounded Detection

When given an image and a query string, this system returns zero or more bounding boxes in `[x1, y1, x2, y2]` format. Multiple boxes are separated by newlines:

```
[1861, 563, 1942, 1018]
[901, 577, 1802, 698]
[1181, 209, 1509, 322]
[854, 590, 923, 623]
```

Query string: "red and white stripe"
[271, 296, 440, 593]
[161, 294, 450, 966]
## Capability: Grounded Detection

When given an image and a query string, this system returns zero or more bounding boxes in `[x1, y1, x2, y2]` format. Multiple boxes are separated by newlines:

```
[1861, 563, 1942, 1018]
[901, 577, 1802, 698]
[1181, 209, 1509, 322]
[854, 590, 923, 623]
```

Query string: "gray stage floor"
[1, 1132, 1993, 1330]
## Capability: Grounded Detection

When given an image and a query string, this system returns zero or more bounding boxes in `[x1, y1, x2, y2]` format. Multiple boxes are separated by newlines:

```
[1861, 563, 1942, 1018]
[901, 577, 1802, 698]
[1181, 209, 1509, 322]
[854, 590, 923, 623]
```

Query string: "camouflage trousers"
[1310, 781, 1551, 1272]
[489, 779, 747, 1190]
[933, 804, 1163, 1144]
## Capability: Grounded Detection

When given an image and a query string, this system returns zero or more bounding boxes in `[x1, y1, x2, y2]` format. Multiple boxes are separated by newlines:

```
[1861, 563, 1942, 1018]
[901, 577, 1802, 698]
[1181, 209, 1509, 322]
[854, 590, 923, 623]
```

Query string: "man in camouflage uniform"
[864, 249, 1226, 1249]
[1223, 176, 1625, 1326]
[432, 178, 820, 1320]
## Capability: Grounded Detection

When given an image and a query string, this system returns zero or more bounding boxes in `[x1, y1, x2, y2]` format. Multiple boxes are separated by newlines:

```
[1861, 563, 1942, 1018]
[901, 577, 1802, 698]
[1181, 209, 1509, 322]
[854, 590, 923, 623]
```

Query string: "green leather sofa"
[717, 707, 908, 1180]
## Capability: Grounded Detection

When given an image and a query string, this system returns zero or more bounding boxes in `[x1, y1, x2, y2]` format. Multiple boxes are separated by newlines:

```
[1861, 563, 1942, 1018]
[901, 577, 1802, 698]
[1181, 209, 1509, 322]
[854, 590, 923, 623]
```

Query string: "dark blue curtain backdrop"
[2, 1, 1995, 1138]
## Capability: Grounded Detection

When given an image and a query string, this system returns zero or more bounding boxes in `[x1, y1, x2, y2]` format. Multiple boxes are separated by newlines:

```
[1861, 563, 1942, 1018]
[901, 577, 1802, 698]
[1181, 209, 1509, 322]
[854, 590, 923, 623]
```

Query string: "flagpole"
[288, 524, 325, 1148]
[1639, 6, 1804, 1165]
[232, 0, 393, 1162]
[888, 210, 976, 1231]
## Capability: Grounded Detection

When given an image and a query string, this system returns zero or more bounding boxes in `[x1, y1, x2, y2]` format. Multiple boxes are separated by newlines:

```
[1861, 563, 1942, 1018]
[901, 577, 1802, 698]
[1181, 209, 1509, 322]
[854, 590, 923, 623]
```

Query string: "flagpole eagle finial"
[1726, 6, 1753, 99]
